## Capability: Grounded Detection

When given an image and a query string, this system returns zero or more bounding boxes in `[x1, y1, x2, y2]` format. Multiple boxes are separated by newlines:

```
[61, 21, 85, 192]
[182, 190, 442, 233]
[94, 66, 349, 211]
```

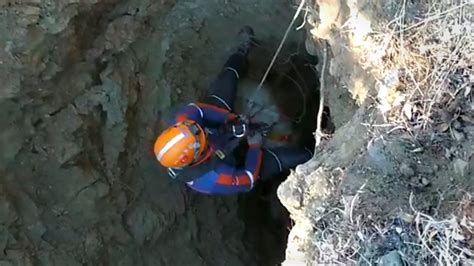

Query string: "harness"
[168, 137, 242, 182]
[167, 118, 267, 183]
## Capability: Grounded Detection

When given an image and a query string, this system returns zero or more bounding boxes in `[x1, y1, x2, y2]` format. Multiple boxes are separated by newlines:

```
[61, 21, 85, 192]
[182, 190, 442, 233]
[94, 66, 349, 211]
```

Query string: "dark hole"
[238, 39, 333, 265]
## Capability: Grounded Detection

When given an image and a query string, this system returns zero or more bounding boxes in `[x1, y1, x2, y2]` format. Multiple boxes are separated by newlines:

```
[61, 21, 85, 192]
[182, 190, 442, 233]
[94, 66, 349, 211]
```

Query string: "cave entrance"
[235, 38, 333, 265]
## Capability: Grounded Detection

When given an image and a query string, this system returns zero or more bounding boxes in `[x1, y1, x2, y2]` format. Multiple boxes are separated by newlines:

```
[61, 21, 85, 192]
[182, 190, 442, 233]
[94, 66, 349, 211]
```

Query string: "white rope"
[255, 0, 306, 92]
[315, 41, 328, 147]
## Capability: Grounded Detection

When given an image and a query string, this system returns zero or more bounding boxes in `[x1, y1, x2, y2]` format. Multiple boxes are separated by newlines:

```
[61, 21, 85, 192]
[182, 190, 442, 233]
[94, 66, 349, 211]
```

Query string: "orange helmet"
[154, 120, 207, 168]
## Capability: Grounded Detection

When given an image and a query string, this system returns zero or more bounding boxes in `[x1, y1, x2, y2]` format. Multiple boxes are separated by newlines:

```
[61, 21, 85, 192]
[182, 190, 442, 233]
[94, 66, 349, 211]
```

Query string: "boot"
[236, 26, 256, 56]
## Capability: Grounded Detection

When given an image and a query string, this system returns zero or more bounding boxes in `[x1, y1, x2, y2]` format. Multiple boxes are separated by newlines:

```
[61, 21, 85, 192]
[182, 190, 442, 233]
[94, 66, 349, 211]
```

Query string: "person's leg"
[206, 52, 248, 111]
[259, 147, 313, 181]
[204, 26, 255, 111]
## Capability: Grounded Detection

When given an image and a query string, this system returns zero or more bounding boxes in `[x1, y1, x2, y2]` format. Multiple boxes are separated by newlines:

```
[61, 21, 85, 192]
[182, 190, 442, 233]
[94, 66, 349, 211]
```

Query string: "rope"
[315, 41, 328, 147]
[255, 0, 306, 91]
[247, 0, 307, 118]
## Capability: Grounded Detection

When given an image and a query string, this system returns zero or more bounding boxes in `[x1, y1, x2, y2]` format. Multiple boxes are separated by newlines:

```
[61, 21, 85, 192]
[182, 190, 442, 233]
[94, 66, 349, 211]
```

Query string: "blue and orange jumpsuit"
[169, 102, 263, 194]
[164, 49, 311, 194]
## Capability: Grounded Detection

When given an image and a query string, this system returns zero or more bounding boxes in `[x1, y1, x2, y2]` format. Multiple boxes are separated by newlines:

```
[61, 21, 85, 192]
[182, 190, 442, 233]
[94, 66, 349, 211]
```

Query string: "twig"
[397, 2, 469, 33]
[315, 41, 328, 147]
[296, 2, 309, 30]
[350, 182, 367, 224]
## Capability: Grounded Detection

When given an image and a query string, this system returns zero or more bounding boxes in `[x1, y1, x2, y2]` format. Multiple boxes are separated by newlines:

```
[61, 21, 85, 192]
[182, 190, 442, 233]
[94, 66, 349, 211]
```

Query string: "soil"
[278, 0, 473, 264]
[1, 0, 472, 265]
[0, 0, 319, 265]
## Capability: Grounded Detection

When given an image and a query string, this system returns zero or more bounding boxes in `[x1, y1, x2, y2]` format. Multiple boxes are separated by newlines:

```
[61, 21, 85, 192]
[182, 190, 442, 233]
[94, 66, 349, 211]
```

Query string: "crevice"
[238, 43, 334, 265]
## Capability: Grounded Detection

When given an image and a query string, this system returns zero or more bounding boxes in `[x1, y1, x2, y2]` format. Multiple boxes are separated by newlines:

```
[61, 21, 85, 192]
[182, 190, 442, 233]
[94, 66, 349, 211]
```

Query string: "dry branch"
[315, 41, 328, 147]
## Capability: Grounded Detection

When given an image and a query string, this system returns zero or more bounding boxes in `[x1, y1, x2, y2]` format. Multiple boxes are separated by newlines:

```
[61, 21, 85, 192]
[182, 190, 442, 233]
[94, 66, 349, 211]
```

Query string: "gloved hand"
[247, 132, 263, 146]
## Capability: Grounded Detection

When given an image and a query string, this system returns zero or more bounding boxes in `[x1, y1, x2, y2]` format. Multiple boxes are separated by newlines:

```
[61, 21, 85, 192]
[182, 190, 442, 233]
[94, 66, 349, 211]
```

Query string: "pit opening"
[135, 10, 337, 264]
[232, 39, 334, 265]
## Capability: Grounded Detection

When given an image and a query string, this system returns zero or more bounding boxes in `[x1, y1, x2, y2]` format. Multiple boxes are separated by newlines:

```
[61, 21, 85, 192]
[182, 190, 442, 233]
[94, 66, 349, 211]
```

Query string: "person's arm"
[172, 103, 237, 125]
[213, 150, 262, 193]
[212, 136, 263, 194]
[183, 145, 262, 194]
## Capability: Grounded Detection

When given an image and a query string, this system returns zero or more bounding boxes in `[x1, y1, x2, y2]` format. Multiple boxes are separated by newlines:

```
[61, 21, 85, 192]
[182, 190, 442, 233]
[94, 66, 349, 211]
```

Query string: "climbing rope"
[246, 0, 308, 122]
[255, 0, 307, 92]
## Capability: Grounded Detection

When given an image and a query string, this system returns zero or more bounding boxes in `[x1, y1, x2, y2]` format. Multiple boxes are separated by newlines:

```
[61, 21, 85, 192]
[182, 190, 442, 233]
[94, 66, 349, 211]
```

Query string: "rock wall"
[0, 0, 302, 265]
[279, 0, 473, 264]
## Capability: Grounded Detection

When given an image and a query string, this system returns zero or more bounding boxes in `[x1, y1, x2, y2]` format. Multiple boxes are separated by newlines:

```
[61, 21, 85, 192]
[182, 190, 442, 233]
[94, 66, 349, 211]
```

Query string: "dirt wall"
[0, 0, 302, 265]
[279, 0, 473, 264]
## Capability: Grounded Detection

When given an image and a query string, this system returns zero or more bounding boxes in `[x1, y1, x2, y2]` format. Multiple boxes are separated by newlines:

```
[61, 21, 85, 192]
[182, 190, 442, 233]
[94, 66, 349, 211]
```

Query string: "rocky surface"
[0, 0, 303, 265]
[279, 0, 473, 264]
[1, 0, 472, 264]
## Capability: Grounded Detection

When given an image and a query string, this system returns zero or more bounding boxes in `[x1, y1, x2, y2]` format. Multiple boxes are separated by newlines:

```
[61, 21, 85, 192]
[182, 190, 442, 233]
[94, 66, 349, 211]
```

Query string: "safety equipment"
[229, 116, 249, 138]
[167, 137, 242, 183]
[154, 120, 207, 168]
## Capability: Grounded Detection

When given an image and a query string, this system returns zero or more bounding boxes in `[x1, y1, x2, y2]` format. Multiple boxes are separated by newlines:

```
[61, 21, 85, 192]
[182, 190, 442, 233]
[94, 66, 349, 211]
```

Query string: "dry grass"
[409, 192, 473, 265]
[358, 0, 473, 136]
[299, 0, 473, 264]
[308, 192, 473, 265]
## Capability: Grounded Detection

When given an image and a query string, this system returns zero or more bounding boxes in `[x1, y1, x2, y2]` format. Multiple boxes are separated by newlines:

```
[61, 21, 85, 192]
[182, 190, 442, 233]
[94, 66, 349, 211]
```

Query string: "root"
[315, 41, 328, 147]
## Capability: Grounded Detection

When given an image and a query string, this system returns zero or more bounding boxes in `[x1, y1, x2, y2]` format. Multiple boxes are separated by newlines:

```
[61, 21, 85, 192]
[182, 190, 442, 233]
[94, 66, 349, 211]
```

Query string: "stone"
[380, 250, 403, 266]
[460, 115, 474, 124]
[367, 138, 397, 175]
[452, 130, 465, 141]
[278, 178, 303, 210]
[410, 176, 423, 187]
[399, 163, 415, 177]
[399, 212, 414, 223]
[453, 159, 469, 177]
[437, 122, 450, 132]
[421, 177, 430, 186]
[452, 120, 462, 130]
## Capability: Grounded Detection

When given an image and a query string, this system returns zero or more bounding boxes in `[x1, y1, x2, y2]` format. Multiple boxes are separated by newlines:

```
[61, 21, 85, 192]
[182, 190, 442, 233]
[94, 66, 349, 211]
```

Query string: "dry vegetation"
[364, 0, 473, 136]
[309, 192, 473, 264]
[304, 0, 473, 264]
